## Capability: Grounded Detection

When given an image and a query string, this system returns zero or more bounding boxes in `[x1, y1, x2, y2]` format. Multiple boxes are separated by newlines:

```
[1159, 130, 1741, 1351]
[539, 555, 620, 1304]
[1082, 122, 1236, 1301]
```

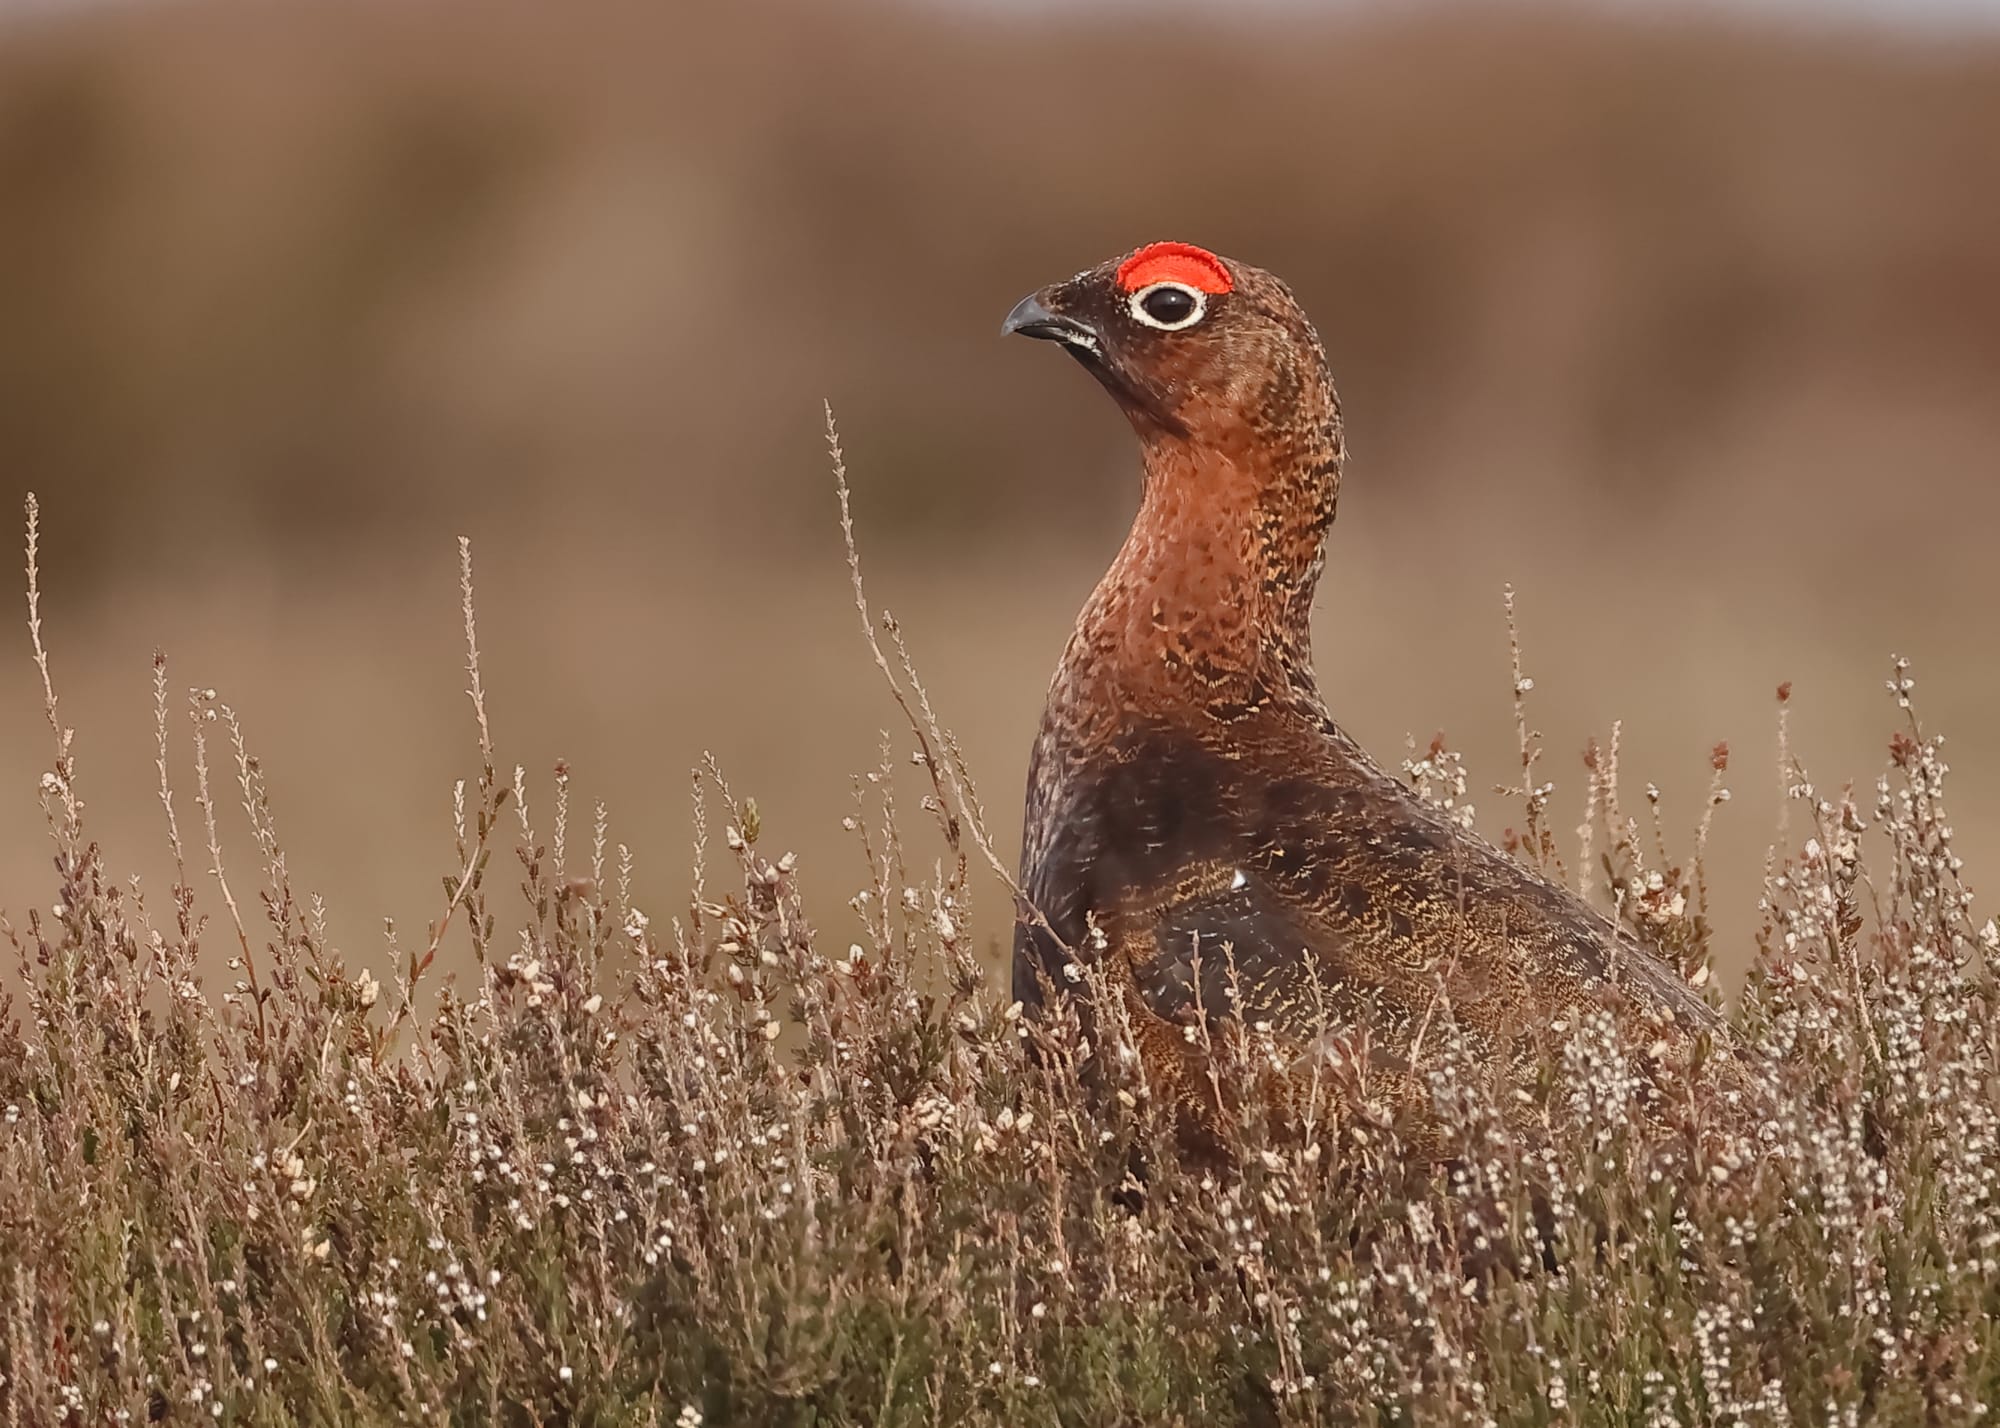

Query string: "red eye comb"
[1115, 241, 1233, 296]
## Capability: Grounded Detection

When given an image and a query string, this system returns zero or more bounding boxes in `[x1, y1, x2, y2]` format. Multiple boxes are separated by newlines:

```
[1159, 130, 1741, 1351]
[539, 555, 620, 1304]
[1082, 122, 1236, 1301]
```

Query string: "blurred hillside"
[0, 0, 1995, 977]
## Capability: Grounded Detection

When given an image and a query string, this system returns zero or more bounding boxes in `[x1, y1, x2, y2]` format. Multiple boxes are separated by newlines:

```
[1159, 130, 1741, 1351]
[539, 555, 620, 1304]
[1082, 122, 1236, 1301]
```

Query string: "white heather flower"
[355, 969, 380, 1008]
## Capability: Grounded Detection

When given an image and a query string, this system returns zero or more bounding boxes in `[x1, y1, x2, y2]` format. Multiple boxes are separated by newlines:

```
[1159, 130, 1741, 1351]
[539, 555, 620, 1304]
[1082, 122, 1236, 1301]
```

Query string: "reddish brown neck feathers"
[1095, 328, 1341, 704]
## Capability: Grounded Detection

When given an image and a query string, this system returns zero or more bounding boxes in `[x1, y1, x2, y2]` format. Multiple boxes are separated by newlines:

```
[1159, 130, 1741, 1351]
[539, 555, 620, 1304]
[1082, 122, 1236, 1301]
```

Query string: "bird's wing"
[1111, 855, 1381, 1028]
[1019, 715, 1720, 1063]
[1104, 739, 1720, 1055]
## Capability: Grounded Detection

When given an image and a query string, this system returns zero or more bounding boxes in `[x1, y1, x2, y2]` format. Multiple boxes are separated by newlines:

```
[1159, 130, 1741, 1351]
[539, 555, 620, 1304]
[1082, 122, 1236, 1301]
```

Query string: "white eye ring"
[1127, 280, 1207, 332]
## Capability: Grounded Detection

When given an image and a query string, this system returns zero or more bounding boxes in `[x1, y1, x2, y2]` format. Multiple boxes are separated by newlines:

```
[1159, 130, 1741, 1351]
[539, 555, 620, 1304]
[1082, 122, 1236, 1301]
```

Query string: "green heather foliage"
[3, 480, 1998, 1428]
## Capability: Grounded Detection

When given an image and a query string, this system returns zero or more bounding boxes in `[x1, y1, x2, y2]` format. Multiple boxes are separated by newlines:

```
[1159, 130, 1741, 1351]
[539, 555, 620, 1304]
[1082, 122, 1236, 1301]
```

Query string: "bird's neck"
[1064, 428, 1342, 716]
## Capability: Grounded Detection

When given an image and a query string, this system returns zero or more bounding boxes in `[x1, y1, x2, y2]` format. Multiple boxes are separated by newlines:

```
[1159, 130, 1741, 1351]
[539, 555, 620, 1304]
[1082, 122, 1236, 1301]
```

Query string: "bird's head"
[1004, 243, 1347, 683]
[1002, 241, 1337, 454]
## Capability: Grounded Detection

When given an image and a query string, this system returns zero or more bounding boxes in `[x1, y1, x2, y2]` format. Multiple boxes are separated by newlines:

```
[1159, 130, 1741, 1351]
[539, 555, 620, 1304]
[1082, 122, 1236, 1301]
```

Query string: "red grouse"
[1003, 241, 1729, 1141]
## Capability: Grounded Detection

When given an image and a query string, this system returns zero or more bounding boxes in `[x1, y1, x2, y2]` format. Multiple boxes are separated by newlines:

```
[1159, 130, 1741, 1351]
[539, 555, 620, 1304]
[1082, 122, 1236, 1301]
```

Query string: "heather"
[8, 0, 1999, 983]
[2, 471, 1996, 1428]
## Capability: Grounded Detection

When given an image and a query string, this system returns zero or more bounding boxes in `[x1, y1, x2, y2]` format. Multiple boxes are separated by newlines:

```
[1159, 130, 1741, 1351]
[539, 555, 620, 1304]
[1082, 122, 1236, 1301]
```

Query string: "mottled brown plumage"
[1003, 242, 1733, 1146]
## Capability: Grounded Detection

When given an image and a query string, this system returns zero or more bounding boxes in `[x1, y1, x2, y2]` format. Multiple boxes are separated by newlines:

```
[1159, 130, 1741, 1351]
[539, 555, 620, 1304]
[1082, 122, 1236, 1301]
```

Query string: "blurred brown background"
[1, 0, 1995, 982]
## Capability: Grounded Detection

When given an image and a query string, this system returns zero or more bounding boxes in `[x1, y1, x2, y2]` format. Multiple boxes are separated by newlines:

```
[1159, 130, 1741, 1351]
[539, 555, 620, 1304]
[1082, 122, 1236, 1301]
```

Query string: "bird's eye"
[1128, 281, 1206, 332]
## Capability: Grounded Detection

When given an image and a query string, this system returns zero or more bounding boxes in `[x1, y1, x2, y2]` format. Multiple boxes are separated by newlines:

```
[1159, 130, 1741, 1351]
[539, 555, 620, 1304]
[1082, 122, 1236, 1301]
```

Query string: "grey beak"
[1001, 293, 1101, 353]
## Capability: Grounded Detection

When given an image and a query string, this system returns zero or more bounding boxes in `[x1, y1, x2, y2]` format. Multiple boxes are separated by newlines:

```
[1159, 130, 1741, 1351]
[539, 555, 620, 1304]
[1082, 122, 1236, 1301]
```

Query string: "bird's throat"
[1065, 442, 1333, 711]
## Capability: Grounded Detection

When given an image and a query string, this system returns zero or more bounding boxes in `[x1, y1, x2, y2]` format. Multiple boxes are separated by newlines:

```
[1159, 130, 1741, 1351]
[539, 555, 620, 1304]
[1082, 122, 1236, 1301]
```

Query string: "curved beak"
[1001, 293, 1101, 357]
